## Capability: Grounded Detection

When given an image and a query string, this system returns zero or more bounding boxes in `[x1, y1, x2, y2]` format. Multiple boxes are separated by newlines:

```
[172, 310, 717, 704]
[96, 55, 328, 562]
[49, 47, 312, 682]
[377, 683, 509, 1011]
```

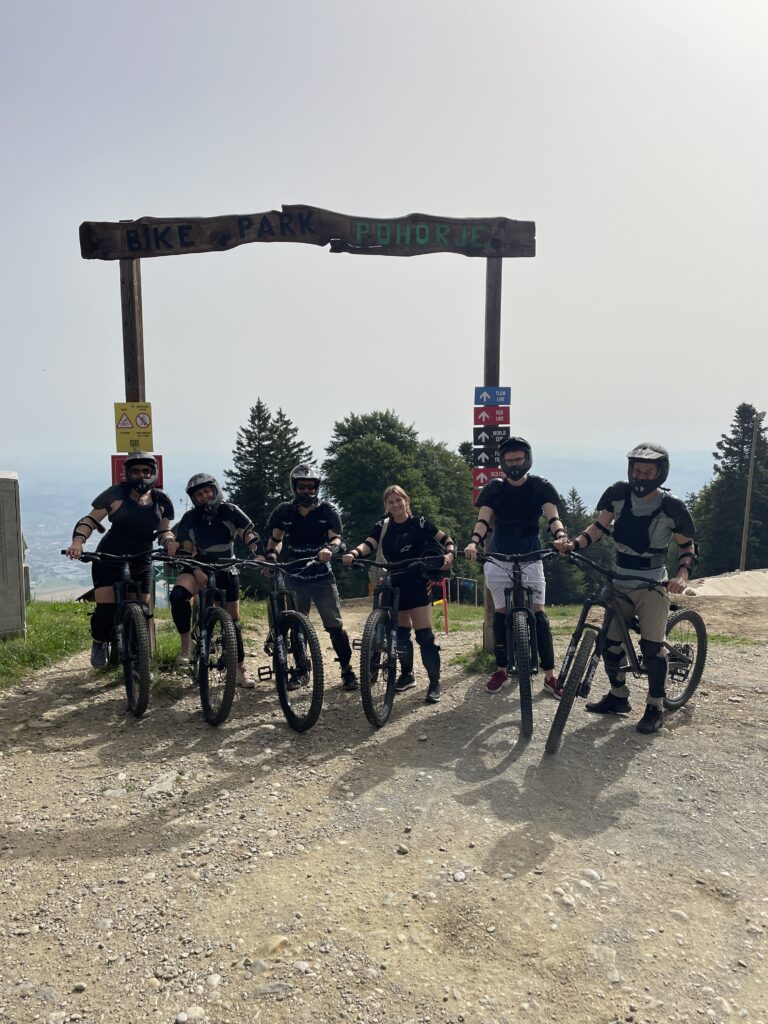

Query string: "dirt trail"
[0, 597, 766, 1024]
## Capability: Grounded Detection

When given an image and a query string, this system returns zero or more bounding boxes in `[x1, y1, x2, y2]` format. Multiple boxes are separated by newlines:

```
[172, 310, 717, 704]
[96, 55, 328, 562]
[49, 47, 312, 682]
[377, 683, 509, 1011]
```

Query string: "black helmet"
[124, 452, 158, 494]
[186, 473, 223, 514]
[290, 463, 321, 507]
[627, 443, 669, 497]
[498, 437, 532, 480]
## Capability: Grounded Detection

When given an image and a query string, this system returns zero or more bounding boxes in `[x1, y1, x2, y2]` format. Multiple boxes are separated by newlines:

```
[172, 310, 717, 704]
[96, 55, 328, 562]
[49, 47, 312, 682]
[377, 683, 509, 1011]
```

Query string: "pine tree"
[271, 407, 314, 503]
[692, 403, 768, 575]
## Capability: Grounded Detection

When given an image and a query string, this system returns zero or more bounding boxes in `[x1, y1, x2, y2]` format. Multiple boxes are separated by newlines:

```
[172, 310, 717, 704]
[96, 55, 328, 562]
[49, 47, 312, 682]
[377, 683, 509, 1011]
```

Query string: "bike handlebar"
[60, 549, 154, 562]
[565, 551, 669, 587]
[151, 551, 239, 573]
[349, 554, 446, 573]
[475, 548, 556, 566]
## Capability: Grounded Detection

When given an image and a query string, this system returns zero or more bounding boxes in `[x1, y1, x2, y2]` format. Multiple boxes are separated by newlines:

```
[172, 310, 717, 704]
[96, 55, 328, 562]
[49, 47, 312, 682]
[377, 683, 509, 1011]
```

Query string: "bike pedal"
[352, 638, 362, 650]
[257, 665, 274, 682]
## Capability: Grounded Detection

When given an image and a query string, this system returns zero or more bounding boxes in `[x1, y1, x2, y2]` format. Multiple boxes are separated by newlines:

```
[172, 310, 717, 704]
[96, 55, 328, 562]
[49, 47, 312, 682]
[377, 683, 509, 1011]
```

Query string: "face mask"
[296, 492, 316, 507]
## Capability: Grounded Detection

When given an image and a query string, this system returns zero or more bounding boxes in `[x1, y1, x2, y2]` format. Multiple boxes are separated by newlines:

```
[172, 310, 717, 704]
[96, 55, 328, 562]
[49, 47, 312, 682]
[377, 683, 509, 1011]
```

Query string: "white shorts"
[484, 558, 546, 610]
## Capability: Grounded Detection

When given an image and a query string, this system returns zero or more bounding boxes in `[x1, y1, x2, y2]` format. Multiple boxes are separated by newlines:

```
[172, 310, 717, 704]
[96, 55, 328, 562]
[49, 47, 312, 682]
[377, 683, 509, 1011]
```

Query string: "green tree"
[457, 440, 473, 468]
[691, 403, 768, 575]
[224, 400, 313, 596]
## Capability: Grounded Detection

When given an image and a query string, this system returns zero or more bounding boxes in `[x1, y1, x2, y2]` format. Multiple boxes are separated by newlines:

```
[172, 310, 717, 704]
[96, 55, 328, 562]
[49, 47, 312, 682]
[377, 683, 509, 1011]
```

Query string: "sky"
[1, 0, 766, 492]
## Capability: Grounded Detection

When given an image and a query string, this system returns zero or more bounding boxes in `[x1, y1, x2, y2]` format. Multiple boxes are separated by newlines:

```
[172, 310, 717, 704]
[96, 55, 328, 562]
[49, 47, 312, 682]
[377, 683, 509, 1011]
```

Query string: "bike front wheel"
[510, 610, 534, 737]
[275, 610, 324, 732]
[545, 630, 596, 755]
[122, 603, 151, 717]
[197, 607, 238, 726]
[663, 609, 707, 710]
[360, 608, 397, 728]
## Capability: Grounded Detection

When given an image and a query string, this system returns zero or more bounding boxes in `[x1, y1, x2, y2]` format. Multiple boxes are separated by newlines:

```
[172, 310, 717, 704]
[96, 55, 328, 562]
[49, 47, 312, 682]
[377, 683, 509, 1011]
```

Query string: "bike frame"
[557, 554, 669, 696]
[479, 550, 554, 672]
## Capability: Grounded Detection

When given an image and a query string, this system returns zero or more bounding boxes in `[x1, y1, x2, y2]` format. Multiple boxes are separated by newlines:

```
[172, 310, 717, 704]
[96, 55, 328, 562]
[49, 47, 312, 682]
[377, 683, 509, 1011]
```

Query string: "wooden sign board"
[80, 206, 535, 262]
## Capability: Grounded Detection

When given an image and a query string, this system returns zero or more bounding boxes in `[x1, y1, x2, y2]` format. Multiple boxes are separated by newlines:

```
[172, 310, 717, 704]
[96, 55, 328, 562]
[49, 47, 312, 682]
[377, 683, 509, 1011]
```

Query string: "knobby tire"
[122, 602, 151, 718]
[198, 607, 238, 726]
[511, 610, 534, 738]
[275, 610, 324, 732]
[545, 631, 596, 755]
[359, 608, 397, 729]
[663, 609, 707, 710]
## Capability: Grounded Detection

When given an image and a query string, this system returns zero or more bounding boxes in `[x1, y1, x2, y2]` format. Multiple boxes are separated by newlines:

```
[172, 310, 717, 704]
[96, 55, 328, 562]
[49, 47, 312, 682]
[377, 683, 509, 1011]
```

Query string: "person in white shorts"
[464, 437, 568, 695]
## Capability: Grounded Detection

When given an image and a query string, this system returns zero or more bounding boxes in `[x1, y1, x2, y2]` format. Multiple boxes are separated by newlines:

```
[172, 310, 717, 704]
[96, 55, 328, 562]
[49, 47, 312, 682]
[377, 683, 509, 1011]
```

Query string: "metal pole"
[482, 257, 503, 649]
[739, 410, 765, 571]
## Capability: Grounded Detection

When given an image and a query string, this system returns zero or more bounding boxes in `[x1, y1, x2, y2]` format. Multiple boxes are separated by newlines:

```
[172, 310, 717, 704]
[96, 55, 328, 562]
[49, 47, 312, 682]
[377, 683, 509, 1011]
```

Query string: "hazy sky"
[2, 0, 766, 474]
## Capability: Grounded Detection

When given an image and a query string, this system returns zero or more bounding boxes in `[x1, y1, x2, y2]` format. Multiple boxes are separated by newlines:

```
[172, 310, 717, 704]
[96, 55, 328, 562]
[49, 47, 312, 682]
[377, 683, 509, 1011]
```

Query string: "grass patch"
[450, 644, 497, 675]
[0, 601, 92, 690]
[706, 633, 759, 647]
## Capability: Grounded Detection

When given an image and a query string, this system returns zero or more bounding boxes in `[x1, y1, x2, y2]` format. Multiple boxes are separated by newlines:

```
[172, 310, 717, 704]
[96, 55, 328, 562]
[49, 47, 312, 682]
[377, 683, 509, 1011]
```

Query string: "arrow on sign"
[477, 430, 489, 443]
[478, 410, 489, 421]
[477, 451, 489, 463]
[479, 390, 491, 402]
[476, 471, 488, 483]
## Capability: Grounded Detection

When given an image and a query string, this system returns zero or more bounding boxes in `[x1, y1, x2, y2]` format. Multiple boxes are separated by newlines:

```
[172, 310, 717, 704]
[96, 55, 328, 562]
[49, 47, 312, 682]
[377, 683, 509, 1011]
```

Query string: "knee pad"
[492, 612, 507, 667]
[233, 619, 244, 662]
[328, 626, 352, 669]
[534, 610, 555, 671]
[170, 585, 193, 634]
[91, 603, 116, 642]
[415, 628, 440, 684]
[602, 641, 625, 681]
[396, 627, 413, 673]
[639, 639, 666, 661]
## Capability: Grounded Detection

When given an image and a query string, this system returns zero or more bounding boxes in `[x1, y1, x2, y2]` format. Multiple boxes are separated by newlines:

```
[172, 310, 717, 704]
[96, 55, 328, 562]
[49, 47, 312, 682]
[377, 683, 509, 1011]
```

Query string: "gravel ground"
[0, 596, 766, 1024]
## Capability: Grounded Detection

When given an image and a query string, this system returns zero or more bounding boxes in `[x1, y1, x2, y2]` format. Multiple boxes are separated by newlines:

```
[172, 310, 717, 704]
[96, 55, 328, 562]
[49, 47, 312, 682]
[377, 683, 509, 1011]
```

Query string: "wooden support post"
[483, 257, 503, 653]
[119, 257, 145, 402]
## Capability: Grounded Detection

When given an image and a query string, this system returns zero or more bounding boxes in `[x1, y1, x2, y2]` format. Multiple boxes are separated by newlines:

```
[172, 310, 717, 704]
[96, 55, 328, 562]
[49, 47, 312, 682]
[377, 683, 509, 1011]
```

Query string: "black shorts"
[211, 568, 240, 603]
[393, 570, 430, 613]
[92, 554, 153, 596]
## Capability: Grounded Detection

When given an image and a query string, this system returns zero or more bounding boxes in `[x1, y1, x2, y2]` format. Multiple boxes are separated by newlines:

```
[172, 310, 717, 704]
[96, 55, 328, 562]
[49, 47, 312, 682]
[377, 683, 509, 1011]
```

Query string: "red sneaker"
[486, 669, 508, 693]
[542, 676, 564, 700]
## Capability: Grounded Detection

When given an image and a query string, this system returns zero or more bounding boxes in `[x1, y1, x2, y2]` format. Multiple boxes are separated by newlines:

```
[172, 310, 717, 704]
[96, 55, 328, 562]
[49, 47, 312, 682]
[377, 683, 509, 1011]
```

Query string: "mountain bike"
[545, 552, 708, 754]
[350, 554, 445, 728]
[477, 549, 557, 738]
[62, 548, 152, 717]
[153, 552, 238, 726]
[244, 557, 325, 732]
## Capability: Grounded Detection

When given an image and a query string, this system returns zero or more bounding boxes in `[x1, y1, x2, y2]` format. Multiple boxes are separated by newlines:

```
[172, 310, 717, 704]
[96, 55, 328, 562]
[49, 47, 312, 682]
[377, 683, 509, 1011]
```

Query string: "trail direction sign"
[474, 386, 511, 406]
[111, 454, 164, 487]
[114, 402, 153, 452]
[472, 447, 498, 468]
[472, 467, 504, 487]
[473, 426, 510, 447]
[473, 406, 510, 426]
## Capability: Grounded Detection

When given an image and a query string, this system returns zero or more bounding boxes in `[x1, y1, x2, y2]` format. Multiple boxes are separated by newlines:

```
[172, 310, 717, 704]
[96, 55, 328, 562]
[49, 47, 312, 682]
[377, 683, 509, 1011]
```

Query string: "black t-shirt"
[267, 501, 342, 578]
[475, 475, 560, 555]
[91, 484, 174, 555]
[368, 515, 441, 563]
[174, 502, 253, 564]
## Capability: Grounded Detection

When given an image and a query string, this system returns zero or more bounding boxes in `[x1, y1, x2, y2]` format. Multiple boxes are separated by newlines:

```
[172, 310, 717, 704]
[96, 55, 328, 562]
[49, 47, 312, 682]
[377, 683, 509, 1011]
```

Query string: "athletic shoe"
[175, 653, 191, 668]
[341, 668, 358, 692]
[542, 676, 564, 700]
[90, 642, 109, 669]
[585, 692, 632, 715]
[237, 666, 256, 689]
[425, 680, 442, 704]
[486, 669, 508, 693]
[636, 704, 663, 734]
[395, 673, 417, 692]
[286, 671, 307, 692]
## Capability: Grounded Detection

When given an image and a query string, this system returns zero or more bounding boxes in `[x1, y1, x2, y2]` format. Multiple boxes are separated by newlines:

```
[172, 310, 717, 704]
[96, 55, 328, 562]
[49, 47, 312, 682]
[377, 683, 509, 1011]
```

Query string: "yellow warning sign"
[114, 402, 153, 453]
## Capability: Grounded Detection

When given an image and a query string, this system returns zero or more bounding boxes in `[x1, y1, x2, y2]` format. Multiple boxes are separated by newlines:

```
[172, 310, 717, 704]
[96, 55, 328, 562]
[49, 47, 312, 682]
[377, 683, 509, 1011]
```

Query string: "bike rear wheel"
[275, 610, 324, 732]
[545, 631, 596, 755]
[510, 610, 534, 737]
[198, 607, 238, 726]
[360, 608, 397, 728]
[663, 609, 707, 710]
[121, 603, 151, 717]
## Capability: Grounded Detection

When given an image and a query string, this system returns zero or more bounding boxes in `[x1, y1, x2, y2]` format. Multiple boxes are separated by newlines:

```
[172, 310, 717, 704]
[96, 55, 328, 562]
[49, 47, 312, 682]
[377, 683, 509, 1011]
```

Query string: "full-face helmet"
[124, 452, 158, 494]
[627, 443, 669, 497]
[498, 437, 532, 480]
[290, 463, 321, 507]
[185, 473, 223, 514]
